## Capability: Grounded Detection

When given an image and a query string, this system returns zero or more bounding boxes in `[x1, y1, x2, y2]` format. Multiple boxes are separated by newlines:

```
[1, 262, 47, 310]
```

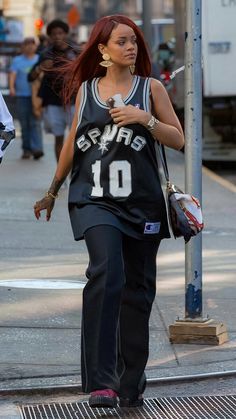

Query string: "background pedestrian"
[36, 34, 49, 55]
[0, 9, 8, 41]
[30, 19, 80, 162]
[9, 37, 44, 159]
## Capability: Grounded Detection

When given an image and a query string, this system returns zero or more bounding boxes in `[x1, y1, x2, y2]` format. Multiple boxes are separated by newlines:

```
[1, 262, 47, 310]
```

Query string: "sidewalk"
[0, 127, 236, 396]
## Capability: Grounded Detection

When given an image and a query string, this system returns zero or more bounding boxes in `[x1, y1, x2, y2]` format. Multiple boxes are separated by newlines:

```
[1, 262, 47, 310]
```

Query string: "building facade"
[0, 0, 174, 40]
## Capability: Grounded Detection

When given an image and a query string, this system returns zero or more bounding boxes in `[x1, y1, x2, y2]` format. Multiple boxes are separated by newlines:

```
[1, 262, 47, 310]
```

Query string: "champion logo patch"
[144, 222, 160, 234]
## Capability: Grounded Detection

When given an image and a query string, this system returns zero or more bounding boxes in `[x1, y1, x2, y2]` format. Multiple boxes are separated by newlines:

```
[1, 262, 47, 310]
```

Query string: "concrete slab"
[0, 364, 80, 383]
[0, 218, 76, 250]
[0, 374, 81, 392]
[0, 288, 83, 327]
[0, 279, 85, 289]
[147, 329, 177, 370]
[157, 297, 236, 334]
[0, 327, 80, 365]
[0, 402, 21, 419]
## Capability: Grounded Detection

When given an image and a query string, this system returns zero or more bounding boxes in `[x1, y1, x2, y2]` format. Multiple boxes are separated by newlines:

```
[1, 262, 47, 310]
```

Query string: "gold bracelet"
[45, 191, 58, 199]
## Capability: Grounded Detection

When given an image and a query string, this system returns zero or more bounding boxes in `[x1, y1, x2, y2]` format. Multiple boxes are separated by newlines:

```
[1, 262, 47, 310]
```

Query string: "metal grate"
[19, 395, 236, 419]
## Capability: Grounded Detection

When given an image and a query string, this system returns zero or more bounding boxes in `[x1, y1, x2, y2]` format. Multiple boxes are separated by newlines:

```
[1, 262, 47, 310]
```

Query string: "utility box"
[202, 0, 236, 97]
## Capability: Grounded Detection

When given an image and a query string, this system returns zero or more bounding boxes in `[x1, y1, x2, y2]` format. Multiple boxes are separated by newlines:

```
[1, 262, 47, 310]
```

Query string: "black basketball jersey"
[68, 76, 170, 241]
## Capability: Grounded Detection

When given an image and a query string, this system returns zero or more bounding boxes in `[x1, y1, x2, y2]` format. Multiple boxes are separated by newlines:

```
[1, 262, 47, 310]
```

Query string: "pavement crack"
[0, 325, 81, 330]
[155, 301, 181, 366]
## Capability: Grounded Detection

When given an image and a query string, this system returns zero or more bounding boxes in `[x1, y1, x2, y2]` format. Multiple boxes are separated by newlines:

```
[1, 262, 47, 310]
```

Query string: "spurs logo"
[76, 124, 146, 153]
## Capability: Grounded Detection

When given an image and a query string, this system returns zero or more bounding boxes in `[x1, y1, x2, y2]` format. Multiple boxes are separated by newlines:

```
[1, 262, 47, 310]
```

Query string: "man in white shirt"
[0, 91, 15, 164]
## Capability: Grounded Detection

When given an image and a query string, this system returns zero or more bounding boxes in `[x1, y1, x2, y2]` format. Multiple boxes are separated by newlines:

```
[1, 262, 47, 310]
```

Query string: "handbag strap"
[149, 86, 170, 184]
[155, 142, 170, 184]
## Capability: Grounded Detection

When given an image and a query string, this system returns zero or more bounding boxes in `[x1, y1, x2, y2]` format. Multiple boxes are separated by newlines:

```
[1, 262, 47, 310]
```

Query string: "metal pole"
[142, 0, 152, 51]
[184, 0, 203, 319]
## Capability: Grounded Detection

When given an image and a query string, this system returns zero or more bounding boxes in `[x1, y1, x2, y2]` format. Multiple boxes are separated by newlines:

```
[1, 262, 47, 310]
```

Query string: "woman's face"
[102, 23, 138, 68]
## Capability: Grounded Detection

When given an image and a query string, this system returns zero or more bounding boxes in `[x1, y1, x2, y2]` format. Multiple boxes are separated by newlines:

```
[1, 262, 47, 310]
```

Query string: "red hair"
[59, 15, 152, 104]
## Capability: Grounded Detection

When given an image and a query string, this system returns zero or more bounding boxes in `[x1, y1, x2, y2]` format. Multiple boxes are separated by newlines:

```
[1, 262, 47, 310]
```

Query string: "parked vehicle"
[173, 0, 236, 162]
[201, 0, 236, 162]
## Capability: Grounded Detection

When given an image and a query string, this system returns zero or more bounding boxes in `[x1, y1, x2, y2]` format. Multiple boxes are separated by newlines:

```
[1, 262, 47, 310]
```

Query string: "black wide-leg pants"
[81, 225, 160, 398]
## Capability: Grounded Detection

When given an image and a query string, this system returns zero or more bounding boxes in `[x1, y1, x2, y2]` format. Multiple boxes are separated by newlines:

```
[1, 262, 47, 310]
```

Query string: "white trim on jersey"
[124, 75, 140, 104]
[76, 81, 88, 131]
[143, 77, 151, 113]
[92, 76, 140, 109]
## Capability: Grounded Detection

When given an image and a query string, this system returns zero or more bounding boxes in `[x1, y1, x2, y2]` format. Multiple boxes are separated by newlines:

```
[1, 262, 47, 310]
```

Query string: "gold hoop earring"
[99, 53, 113, 68]
[129, 64, 135, 74]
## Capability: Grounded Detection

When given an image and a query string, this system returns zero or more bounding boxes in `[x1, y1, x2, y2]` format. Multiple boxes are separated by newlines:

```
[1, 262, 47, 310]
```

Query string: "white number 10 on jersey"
[91, 160, 132, 198]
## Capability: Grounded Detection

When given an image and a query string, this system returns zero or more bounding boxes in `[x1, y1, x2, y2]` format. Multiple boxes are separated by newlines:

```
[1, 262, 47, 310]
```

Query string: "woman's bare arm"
[149, 78, 184, 150]
[109, 78, 184, 151]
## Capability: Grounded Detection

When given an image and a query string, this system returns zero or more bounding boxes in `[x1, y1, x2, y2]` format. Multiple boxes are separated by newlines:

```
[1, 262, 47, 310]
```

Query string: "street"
[0, 126, 236, 418]
[3, 377, 236, 418]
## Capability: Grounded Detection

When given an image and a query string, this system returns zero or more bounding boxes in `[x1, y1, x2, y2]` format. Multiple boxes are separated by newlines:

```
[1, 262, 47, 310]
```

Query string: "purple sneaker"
[89, 389, 118, 408]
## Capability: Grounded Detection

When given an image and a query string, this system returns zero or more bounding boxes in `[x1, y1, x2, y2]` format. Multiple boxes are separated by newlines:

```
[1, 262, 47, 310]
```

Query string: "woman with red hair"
[34, 15, 184, 409]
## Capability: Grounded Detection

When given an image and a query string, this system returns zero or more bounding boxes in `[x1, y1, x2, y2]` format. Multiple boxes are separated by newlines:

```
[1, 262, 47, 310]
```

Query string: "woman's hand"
[34, 195, 56, 221]
[109, 105, 150, 128]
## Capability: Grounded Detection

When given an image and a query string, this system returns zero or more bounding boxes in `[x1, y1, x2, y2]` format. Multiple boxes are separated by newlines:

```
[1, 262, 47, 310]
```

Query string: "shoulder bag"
[156, 143, 204, 243]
